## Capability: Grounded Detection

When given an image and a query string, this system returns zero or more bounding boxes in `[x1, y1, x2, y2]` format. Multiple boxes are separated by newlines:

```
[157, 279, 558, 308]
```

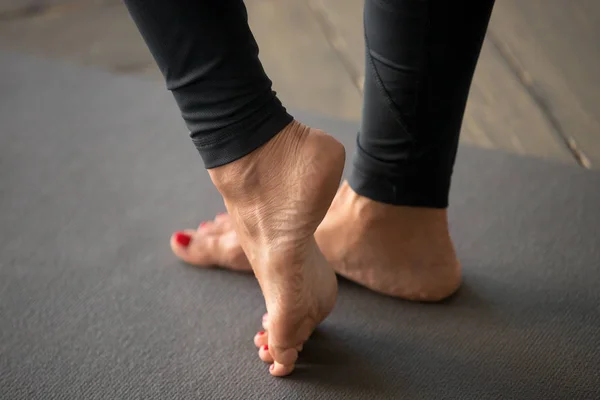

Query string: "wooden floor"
[2, 0, 598, 167]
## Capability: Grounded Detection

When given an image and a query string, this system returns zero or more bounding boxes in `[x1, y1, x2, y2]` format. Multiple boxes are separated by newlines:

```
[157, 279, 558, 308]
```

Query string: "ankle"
[208, 120, 309, 199]
[341, 182, 450, 233]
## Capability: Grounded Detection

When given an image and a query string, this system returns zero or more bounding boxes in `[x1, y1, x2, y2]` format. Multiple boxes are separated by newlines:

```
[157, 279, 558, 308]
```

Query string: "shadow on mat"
[284, 328, 392, 395]
[273, 275, 501, 397]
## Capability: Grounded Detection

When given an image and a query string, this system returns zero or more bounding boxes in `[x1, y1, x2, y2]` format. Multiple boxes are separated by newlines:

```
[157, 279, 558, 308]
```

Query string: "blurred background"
[2, 0, 599, 167]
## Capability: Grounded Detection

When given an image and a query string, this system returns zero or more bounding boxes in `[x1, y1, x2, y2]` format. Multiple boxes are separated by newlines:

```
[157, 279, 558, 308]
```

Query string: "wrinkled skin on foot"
[202, 120, 345, 376]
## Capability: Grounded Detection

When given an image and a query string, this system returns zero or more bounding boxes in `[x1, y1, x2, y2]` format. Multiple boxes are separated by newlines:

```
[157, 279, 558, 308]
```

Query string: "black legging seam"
[363, 8, 416, 145]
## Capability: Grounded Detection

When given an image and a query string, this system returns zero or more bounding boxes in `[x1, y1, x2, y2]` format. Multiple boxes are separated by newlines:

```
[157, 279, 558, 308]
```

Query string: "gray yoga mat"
[1, 51, 599, 399]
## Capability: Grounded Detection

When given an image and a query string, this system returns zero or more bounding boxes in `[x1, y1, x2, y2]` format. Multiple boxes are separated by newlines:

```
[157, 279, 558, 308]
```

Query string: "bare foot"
[172, 181, 460, 302]
[206, 120, 344, 376]
[315, 181, 461, 302]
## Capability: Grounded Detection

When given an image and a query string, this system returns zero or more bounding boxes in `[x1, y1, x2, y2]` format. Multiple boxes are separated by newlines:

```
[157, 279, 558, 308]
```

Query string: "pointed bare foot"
[207, 120, 344, 376]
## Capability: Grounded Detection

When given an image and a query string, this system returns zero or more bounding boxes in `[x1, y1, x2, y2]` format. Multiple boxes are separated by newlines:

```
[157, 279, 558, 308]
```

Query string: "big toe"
[267, 313, 316, 376]
[170, 219, 252, 271]
[170, 229, 217, 266]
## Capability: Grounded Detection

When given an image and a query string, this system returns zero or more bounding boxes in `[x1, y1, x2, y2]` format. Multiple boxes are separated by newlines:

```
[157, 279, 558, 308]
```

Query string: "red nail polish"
[263, 345, 269, 351]
[174, 232, 191, 247]
[257, 331, 265, 336]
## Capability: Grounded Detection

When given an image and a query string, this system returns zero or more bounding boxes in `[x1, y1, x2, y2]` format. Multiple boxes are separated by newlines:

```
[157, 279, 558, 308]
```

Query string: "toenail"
[174, 232, 191, 247]
[199, 222, 207, 228]
[262, 345, 268, 351]
[270, 364, 274, 371]
[257, 331, 265, 336]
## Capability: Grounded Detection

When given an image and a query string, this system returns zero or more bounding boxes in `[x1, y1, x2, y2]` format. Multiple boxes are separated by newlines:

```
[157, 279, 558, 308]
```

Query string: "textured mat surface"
[1, 52, 599, 400]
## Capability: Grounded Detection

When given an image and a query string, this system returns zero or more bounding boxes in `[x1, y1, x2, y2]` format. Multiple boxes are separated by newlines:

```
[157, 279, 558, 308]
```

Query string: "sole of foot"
[206, 120, 345, 376]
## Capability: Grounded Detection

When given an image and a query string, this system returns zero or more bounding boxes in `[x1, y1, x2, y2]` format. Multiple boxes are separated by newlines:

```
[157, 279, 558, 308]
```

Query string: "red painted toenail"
[262, 345, 269, 351]
[174, 232, 191, 247]
[257, 331, 265, 336]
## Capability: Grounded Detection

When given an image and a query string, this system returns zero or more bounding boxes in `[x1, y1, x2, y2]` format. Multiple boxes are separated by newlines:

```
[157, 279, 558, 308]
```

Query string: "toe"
[254, 331, 268, 348]
[270, 346, 299, 367]
[214, 212, 229, 224]
[171, 230, 204, 262]
[209, 213, 233, 234]
[170, 229, 217, 266]
[173, 231, 193, 247]
[270, 361, 295, 377]
[266, 311, 311, 373]
[170, 222, 251, 271]
[258, 345, 274, 363]
[198, 221, 212, 230]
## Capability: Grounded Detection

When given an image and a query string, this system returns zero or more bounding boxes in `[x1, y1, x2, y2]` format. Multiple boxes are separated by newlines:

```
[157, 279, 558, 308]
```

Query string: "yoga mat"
[1, 51, 599, 399]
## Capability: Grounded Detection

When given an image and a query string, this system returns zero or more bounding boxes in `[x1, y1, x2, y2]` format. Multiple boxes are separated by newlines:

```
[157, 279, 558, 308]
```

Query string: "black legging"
[123, 0, 495, 208]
